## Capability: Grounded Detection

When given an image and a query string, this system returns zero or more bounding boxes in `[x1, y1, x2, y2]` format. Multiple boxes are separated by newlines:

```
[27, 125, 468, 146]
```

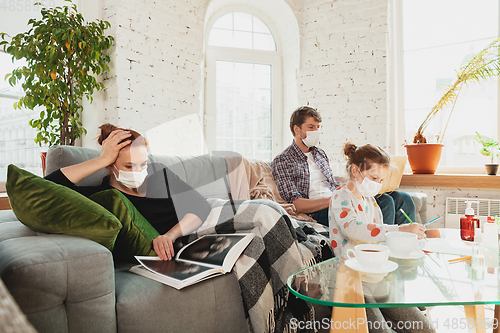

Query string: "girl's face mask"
[113, 165, 148, 189]
[352, 166, 384, 197]
[355, 174, 382, 197]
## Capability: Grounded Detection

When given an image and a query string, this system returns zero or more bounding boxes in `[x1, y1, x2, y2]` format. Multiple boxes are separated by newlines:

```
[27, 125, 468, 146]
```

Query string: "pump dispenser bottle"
[460, 201, 480, 241]
[483, 217, 499, 268]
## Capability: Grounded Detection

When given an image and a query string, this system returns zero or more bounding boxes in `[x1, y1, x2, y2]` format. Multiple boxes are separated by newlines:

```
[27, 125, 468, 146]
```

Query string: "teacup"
[385, 232, 425, 256]
[346, 244, 389, 270]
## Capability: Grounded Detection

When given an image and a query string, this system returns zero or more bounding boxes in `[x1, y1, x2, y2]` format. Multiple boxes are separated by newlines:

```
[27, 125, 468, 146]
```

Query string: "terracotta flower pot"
[404, 144, 444, 174]
[485, 164, 498, 176]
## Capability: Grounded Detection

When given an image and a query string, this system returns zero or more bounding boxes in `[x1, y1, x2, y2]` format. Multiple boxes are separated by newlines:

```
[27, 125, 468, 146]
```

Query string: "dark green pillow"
[5, 164, 122, 251]
[89, 189, 159, 262]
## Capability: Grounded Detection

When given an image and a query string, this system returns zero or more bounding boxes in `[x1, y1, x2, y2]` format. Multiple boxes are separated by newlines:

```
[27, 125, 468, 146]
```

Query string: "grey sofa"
[0, 146, 428, 333]
[0, 145, 249, 333]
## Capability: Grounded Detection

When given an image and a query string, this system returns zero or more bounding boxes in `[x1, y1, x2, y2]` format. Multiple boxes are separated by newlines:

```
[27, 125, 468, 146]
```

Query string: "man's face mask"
[300, 129, 320, 148]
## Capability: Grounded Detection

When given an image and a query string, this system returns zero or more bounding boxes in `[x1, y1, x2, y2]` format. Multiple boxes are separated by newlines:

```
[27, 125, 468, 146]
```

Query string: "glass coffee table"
[287, 229, 500, 333]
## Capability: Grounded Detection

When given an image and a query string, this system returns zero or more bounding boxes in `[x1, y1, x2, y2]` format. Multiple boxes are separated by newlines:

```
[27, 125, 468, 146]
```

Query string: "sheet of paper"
[423, 238, 473, 256]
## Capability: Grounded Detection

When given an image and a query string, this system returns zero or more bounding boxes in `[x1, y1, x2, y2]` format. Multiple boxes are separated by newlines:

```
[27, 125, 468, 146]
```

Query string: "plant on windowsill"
[0, 0, 113, 147]
[475, 131, 499, 175]
[405, 37, 500, 174]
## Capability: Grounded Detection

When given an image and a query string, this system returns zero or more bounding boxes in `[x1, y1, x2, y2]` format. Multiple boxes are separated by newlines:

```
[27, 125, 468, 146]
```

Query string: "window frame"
[0, 49, 46, 185]
[392, 0, 500, 174]
[204, 7, 283, 160]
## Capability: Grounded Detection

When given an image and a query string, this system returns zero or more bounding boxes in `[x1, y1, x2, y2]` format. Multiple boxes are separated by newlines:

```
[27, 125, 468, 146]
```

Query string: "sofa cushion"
[5, 164, 122, 251]
[114, 264, 248, 333]
[89, 189, 159, 262]
[45, 145, 105, 186]
[0, 234, 117, 333]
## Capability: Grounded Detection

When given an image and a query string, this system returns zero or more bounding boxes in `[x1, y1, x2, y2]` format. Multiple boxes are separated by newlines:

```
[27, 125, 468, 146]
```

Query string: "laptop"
[379, 155, 407, 194]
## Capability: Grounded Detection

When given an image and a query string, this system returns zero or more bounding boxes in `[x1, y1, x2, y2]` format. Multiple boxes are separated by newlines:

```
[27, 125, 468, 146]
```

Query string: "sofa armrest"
[0, 232, 116, 333]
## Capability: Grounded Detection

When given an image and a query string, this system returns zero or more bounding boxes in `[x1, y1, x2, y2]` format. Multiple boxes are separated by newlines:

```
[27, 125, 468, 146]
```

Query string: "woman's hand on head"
[153, 233, 176, 260]
[398, 223, 426, 239]
[100, 130, 132, 165]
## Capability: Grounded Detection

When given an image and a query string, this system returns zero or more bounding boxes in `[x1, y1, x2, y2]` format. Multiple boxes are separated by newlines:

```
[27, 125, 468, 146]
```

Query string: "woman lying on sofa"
[45, 123, 211, 261]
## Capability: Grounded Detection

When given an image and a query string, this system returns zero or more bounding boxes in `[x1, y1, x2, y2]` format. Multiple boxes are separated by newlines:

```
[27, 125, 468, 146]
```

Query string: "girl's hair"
[97, 123, 147, 148]
[343, 142, 390, 174]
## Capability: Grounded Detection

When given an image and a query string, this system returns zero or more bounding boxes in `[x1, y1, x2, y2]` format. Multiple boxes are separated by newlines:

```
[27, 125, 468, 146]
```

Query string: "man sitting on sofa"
[271, 106, 416, 227]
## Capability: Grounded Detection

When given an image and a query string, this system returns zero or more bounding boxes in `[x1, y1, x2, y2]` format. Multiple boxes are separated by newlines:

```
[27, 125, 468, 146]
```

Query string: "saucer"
[345, 258, 398, 275]
[389, 250, 425, 260]
[360, 273, 386, 283]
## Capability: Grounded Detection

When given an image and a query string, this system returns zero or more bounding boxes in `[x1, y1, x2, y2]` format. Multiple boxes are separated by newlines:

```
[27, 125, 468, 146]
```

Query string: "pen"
[448, 256, 471, 263]
[400, 208, 427, 240]
[400, 208, 414, 224]
[423, 216, 442, 227]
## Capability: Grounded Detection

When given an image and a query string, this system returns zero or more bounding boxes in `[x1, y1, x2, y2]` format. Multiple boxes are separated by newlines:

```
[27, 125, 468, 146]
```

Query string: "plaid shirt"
[271, 141, 339, 204]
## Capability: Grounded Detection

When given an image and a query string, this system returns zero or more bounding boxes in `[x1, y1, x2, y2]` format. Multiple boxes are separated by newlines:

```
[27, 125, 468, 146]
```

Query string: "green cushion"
[5, 164, 122, 251]
[89, 189, 159, 262]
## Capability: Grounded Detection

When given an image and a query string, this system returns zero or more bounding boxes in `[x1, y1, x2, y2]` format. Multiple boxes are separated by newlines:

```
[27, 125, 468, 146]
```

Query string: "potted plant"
[405, 37, 500, 174]
[475, 131, 499, 175]
[0, 0, 113, 149]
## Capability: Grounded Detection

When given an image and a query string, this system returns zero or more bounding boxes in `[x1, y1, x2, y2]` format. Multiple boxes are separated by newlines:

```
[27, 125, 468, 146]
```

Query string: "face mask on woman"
[113, 165, 148, 189]
[301, 129, 320, 148]
[354, 170, 382, 197]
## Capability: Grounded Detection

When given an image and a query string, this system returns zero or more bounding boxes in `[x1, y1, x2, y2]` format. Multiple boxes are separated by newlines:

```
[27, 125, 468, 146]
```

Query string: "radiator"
[445, 197, 500, 229]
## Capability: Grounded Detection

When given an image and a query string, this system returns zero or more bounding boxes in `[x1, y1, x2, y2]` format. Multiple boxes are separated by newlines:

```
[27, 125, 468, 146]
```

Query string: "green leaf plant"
[475, 131, 499, 164]
[0, 0, 113, 146]
[413, 37, 500, 144]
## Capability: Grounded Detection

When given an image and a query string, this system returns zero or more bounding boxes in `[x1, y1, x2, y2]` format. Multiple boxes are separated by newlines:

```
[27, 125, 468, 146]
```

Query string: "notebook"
[379, 155, 407, 194]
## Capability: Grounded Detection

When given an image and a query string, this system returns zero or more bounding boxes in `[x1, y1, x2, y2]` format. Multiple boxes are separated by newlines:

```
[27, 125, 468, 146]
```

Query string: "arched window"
[204, 10, 282, 162]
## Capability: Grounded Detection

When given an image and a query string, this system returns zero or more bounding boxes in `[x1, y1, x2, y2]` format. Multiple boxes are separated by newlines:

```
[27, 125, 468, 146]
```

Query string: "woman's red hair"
[97, 123, 147, 147]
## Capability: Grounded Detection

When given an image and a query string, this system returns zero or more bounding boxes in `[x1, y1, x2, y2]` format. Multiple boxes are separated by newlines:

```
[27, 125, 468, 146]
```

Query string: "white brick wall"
[94, 0, 390, 167]
[84, 0, 500, 220]
[298, 0, 389, 171]
[102, 0, 206, 136]
[98, 0, 391, 157]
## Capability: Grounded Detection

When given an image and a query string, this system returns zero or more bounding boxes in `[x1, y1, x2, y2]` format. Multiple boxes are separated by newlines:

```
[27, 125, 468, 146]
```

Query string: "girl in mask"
[329, 142, 424, 256]
[45, 123, 211, 261]
[329, 143, 433, 333]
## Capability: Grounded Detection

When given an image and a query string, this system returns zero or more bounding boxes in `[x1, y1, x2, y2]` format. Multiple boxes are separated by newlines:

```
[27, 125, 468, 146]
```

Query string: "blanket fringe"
[266, 286, 291, 333]
[303, 257, 318, 270]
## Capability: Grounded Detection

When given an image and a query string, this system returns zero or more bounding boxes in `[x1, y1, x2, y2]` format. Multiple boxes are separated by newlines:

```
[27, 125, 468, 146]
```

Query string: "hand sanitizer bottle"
[483, 216, 499, 268]
[460, 201, 479, 242]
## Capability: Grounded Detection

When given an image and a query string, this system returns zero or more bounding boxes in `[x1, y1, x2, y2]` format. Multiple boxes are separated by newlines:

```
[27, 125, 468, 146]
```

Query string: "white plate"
[389, 250, 425, 260]
[345, 258, 398, 275]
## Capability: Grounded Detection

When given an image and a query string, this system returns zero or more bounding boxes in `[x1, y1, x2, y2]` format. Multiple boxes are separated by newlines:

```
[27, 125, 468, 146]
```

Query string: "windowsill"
[0, 193, 10, 210]
[400, 173, 500, 189]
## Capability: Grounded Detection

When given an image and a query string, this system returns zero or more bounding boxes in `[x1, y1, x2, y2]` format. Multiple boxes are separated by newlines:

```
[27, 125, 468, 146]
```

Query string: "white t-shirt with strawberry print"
[328, 185, 399, 257]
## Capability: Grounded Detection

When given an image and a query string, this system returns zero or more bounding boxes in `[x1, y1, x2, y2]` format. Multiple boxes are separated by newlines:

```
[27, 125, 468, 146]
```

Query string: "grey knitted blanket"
[188, 198, 332, 333]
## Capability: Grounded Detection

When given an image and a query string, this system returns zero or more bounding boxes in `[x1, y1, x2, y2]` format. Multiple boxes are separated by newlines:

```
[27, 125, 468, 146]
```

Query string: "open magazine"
[130, 233, 255, 290]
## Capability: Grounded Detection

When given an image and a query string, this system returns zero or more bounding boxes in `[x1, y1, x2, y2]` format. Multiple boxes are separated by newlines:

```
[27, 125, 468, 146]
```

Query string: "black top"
[44, 163, 212, 235]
